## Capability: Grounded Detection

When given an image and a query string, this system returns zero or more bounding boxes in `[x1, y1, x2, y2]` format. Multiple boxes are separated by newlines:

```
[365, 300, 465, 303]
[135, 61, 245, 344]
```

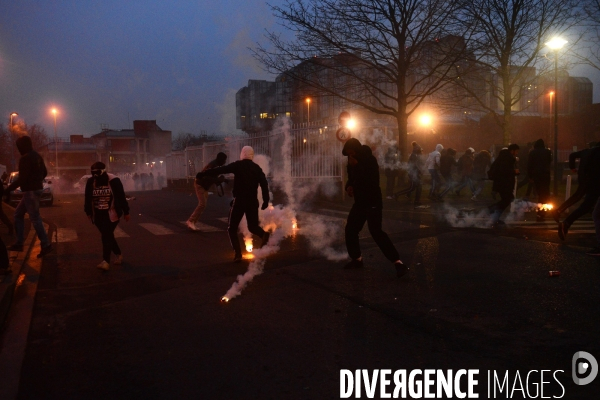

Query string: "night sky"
[0, 0, 280, 138]
[1, 1, 599, 140]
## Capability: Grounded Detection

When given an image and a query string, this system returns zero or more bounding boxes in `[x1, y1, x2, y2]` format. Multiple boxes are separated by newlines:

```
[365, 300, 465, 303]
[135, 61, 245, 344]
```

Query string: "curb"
[0, 226, 37, 329]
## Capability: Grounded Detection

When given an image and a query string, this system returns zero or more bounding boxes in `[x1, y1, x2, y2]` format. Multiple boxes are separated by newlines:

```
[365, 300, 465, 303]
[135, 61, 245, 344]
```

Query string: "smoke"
[355, 128, 403, 170]
[441, 199, 553, 228]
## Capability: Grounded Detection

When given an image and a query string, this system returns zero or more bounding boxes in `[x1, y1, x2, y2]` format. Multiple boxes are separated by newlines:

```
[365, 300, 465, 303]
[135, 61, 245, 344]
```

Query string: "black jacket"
[84, 174, 130, 222]
[7, 151, 47, 192]
[583, 146, 600, 195]
[488, 149, 518, 194]
[202, 159, 269, 203]
[527, 139, 552, 178]
[346, 145, 382, 207]
[569, 147, 597, 184]
[196, 158, 225, 190]
[439, 153, 457, 179]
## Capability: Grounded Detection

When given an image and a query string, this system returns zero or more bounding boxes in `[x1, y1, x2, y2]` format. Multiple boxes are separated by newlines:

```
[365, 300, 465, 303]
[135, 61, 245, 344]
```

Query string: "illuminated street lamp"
[51, 108, 59, 176]
[545, 37, 567, 196]
[306, 98, 311, 123]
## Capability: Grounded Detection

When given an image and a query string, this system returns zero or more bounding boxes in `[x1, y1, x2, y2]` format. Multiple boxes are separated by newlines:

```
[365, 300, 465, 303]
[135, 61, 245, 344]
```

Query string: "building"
[39, 135, 99, 178]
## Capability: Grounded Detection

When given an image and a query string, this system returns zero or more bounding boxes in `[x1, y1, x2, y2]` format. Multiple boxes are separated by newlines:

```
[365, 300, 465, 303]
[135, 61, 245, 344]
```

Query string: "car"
[6, 172, 54, 206]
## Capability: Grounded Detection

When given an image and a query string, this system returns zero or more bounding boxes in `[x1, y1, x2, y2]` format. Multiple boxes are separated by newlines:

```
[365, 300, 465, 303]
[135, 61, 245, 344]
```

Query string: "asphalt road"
[1, 189, 600, 399]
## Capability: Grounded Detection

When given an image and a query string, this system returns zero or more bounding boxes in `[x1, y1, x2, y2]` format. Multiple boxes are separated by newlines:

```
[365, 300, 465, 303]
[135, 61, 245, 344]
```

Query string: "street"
[1, 188, 600, 399]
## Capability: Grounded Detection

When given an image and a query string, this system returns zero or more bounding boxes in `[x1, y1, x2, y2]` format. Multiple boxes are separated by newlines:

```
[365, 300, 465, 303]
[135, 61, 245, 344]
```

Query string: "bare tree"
[254, 0, 468, 159]
[454, 0, 582, 145]
[576, 1, 600, 71]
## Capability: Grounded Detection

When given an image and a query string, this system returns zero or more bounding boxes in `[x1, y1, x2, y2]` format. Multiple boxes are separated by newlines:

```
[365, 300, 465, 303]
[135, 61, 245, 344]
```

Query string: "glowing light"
[539, 203, 553, 211]
[243, 254, 255, 260]
[549, 91, 554, 96]
[220, 296, 229, 303]
[306, 98, 311, 104]
[546, 37, 567, 50]
[292, 219, 298, 229]
[346, 119, 356, 129]
[303, 138, 307, 143]
[245, 239, 253, 252]
[419, 114, 432, 127]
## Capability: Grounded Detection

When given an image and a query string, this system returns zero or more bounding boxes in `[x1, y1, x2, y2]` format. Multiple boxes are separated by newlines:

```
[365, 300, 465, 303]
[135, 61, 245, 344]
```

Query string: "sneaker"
[37, 245, 53, 258]
[395, 261, 408, 277]
[233, 254, 242, 263]
[586, 247, 600, 256]
[114, 254, 124, 265]
[186, 220, 199, 231]
[8, 244, 23, 252]
[344, 258, 364, 269]
[557, 222, 566, 241]
[97, 260, 110, 271]
[260, 231, 270, 248]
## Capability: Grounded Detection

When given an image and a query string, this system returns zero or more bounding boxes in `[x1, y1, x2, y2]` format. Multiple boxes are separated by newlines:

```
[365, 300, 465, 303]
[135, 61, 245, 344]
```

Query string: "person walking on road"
[186, 152, 228, 231]
[84, 162, 130, 271]
[7, 136, 53, 257]
[198, 146, 270, 263]
[342, 139, 407, 277]
[487, 144, 520, 228]
[0, 183, 14, 235]
[425, 144, 444, 200]
[394, 141, 423, 207]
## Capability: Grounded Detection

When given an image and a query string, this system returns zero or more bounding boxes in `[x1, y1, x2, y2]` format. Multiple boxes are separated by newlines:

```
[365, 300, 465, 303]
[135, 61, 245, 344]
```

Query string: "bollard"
[564, 174, 572, 213]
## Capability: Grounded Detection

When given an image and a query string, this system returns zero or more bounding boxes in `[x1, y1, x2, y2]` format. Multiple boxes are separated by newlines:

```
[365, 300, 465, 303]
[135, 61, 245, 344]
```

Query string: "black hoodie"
[527, 139, 552, 177]
[7, 137, 47, 192]
[346, 145, 382, 207]
[488, 149, 518, 193]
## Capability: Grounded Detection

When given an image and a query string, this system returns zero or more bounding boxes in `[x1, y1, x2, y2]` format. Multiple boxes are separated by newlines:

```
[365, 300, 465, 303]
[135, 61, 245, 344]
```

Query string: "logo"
[572, 351, 598, 385]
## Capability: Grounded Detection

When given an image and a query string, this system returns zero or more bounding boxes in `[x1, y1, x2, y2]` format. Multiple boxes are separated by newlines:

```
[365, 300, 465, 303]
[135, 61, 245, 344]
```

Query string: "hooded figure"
[527, 138, 552, 206]
[425, 144, 444, 198]
[487, 144, 520, 226]
[84, 162, 130, 270]
[199, 146, 270, 262]
[343, 141, 407, 277]
[6, 135, 53, 257]
[186, 152, 228, 231]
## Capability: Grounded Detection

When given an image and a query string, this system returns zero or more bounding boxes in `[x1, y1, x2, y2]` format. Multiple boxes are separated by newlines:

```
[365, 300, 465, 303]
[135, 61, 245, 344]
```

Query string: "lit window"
[260, 113, 268, 119]
[285, 112, 291, 117]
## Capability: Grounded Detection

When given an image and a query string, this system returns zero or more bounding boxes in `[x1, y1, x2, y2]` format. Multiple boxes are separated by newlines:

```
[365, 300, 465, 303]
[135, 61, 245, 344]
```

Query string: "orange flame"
[292, 219, 298, 229]
[540, 203, 553, 211]
[245, 239, 253, 252]
[243, 254, 255, 260]
[220, 296, 229, 303]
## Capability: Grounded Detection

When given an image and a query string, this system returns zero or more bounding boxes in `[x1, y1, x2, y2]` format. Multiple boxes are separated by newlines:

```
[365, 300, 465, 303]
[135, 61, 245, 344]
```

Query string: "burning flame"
[245, 239, 253, 253]
[243, 254, 255, 260]
[539, 203, 553, 211]
[220, 296, 229, 303]
[292, 219, 298, 229]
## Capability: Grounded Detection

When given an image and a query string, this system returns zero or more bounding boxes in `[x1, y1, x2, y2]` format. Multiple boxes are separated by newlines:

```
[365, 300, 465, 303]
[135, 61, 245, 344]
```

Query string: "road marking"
[114, 226, 130, 238]
[217, 217, 229, 223]
[139, 223, 175, 235]
[55, 228, 78, 243]
[179, 221, 224, 232]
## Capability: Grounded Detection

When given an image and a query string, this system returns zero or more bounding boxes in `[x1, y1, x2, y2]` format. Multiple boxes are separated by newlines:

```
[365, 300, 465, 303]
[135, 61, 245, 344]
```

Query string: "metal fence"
[165, 125, 345, 181]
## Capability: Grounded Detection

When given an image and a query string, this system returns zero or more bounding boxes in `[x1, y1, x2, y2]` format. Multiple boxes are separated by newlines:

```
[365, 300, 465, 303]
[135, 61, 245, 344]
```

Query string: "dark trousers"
[395, 177, 422, 203]
[228, 197, 265, 256]
[0, 235, 8, 270]
[556, 182, 586, 215]
[0, 203, 13, 233]
[345, 203, 400, 262]
[564, 191, 600, 229]
[489, 190, 514, 215]
[94, 212, 121, 263]
[532, 173, 551, 203]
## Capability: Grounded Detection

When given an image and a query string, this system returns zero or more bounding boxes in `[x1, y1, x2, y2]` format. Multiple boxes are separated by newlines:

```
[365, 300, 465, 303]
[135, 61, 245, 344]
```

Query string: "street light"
[306, 98, 311, 123]
[545, 37, 567, 196]
[9, 112, 18, 171]
[51, 108, 58, 176]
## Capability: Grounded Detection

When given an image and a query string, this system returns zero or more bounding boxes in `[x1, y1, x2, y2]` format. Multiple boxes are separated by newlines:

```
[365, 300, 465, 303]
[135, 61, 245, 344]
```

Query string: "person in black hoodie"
[198, 146, 270, 263]
[487, 144, 520, 227]
[343, 139, 407, 277]
[527, 139, 552, 213]
[84, 162, 130, 271]
[7, 135, 52, 257]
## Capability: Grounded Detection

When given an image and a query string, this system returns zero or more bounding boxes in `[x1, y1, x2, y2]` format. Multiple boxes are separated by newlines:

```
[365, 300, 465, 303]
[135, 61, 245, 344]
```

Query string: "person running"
[471, 150, 492, 201]
[425, 144, 444, 200]
[186, 152, 228, 231]
[487, 144, 520, 228]
[84, 162, 130, 271]
[394, 141, 423, 207]
[0, 182, 14, 235]
[7, 136, 53, 257]
[342, 139, 407, 277]
[197, 146, 270, 263]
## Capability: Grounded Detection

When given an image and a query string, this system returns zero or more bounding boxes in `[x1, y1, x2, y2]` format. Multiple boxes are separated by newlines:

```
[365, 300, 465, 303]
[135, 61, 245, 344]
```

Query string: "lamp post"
[51, 108, 58, 176]
[306, 98, 311, 123]
[545, 37, 567, 196]
[9, 112, 18, 171]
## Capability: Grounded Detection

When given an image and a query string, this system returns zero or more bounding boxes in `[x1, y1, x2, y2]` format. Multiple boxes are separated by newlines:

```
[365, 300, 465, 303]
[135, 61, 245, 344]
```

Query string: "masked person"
[198, 146, 270, 263]
[186, 152, 228, 231]
[7, 136, 53, 257]
[487, 144, 520, 227]
[84, 162, 130, 271]
[342, 139, 407, 277]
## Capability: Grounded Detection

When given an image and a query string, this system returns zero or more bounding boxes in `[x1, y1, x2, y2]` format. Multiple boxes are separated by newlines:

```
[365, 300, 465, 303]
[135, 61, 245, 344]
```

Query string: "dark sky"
[1, 1, 599, 140]
[0, 0, 279, 138]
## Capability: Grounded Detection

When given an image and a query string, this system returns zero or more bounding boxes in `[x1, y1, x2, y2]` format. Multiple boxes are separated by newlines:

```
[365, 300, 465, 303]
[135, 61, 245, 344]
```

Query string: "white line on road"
[139, 223, 175, 235]
[55, 228, 78, 243]
[179, 221, 224, 232]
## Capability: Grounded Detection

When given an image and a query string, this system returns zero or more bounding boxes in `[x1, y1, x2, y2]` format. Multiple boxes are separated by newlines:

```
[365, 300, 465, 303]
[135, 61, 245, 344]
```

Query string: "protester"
[454, 148, 476, 197]
[198, 146, 270, 263]
[437, 148, 459, 200]
[425, 144, 443, 199]
[148, 172, 155, 190]
[156, 172, 165, 188]
[527, 139, 552, 219]
[384, 146, 401, 200]
[0, 182, 14, 235]
[342, 139, 407, 277]
[84, 162, 130, 271]
[394, 142, 423, 207]
[7, 136, 53, 257]
[133, 173, 140, 190]
[487, 144, 520, 227]
[516, 142, 534, 198]
[186, 152, 228, 231]
[471, 150, 492, 201]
